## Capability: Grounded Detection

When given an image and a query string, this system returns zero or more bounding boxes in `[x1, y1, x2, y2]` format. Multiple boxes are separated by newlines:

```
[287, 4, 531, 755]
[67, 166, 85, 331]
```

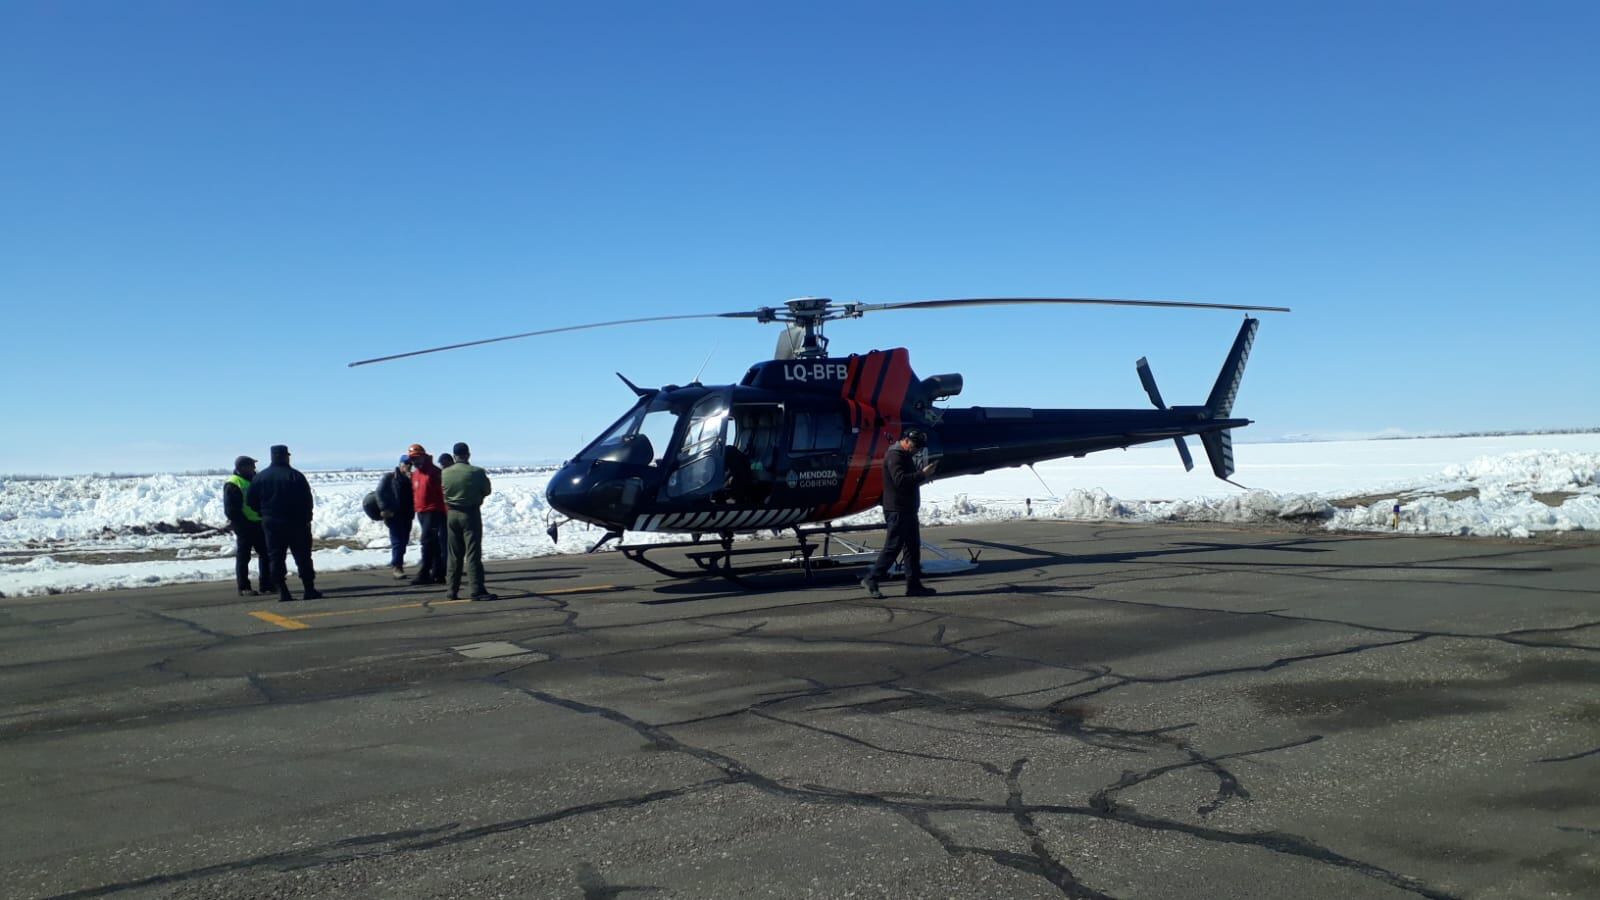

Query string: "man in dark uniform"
[246, 445, 322, 603]
[441, 441, 497, 602]
[376, 455, 415, 579]
[222, 455, 273, 597]
[861, 428, 939, 599]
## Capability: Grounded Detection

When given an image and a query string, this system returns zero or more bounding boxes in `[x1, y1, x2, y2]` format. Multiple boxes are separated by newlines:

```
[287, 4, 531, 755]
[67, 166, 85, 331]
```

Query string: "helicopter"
[350, 296, 1290, 579]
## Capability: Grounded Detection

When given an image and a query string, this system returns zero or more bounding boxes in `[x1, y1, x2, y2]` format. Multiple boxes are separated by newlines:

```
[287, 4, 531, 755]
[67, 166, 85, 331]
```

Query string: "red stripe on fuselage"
[818, 348, 914, 520]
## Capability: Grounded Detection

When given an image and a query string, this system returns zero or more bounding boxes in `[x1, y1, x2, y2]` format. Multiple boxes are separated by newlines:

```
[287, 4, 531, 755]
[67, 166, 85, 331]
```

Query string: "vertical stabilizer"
[1206, 317, 1259, 418]
[1199, 429, 1235, 479]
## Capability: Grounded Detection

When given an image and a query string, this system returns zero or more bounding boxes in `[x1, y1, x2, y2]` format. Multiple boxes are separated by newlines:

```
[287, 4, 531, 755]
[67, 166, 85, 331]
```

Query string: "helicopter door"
[665, 391, 730, 499]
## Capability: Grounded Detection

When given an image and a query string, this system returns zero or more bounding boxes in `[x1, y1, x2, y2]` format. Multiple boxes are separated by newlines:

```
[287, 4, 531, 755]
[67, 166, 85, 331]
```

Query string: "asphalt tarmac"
[2, 520, 1597, 899]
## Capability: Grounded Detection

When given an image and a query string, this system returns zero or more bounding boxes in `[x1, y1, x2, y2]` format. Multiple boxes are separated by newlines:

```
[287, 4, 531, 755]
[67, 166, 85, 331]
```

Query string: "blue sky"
[2, 1, 1595, 474]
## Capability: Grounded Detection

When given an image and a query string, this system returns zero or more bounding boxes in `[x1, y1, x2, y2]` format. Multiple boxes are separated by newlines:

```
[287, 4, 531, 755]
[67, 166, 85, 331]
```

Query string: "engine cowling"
[919, 373, 963, 401]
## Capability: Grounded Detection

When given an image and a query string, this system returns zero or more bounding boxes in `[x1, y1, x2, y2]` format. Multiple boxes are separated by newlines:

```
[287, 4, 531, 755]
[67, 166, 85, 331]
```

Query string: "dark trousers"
[387, 516, 413, 569]
[234, 521, 271, 591]
[868, 510, 922, 583]
[446, 507, 486, 596]
[263, 520, 315, 597]
[417, 511, 447, 581]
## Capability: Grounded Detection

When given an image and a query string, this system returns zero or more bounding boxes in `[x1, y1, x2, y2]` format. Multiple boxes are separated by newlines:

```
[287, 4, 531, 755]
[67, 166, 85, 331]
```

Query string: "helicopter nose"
[545, 463, 596, 520]
[546, 461, 644, 529]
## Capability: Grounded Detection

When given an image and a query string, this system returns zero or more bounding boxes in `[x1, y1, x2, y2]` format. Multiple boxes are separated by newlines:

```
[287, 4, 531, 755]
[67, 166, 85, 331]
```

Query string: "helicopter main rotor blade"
[347, 312, 763, 367]
[853, 297, 1292, 314]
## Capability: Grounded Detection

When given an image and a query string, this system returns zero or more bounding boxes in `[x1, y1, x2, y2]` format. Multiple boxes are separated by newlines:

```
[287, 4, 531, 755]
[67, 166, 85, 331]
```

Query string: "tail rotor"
[1135, 356, 1195, 472]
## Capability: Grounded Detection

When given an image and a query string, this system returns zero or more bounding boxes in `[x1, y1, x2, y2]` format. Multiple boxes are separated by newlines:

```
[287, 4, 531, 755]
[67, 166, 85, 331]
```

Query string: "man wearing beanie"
[246, 445, 322, 602]
[375, 455, 415, 579]
[441, 441, 496, 601]
[222, 455, 273, 597]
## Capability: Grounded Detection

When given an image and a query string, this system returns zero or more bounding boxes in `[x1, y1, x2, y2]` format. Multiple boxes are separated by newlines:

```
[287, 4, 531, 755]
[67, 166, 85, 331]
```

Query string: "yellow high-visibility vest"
[227, 475, 262, 523]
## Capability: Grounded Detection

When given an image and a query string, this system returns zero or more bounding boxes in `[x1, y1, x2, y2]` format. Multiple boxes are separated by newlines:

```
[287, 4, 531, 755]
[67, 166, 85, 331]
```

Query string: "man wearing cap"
[407, 443, 447, 586]
[861, 429, 939, 599]
[223, 455, 273, 597]
[375, 455, 415, 579]
[441, 441, 497, 601]
[246, 445, 322, 602]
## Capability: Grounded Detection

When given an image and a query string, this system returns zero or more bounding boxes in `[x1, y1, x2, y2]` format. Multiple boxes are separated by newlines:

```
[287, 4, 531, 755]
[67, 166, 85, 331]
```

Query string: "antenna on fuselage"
[691, 344, 718, 383]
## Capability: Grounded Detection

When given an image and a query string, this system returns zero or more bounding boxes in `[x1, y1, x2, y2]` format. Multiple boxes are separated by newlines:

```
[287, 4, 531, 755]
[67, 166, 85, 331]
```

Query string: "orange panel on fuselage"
[815, 348, 915, 520]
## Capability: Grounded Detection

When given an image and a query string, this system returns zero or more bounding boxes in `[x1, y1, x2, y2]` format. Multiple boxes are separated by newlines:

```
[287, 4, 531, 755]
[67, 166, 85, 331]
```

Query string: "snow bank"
[3, 438, 1599, 598]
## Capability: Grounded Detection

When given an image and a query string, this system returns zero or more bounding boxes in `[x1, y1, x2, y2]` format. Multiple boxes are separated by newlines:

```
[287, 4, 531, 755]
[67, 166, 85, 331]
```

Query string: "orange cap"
[407, 443, 427, 458]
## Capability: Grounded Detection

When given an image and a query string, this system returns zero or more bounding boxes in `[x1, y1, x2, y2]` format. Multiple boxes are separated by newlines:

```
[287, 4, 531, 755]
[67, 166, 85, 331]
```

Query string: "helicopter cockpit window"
[678, 395, 728, 461]
[577, 400, 677, 465]
[733, 405, 781, 474]
[604, 407, 642, 444]
[637, 410, 677, 465]
[667, 393, 729, 496]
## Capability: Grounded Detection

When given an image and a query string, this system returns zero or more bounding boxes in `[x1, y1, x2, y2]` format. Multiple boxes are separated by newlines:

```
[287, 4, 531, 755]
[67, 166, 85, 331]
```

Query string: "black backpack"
[362, 491, 383, 522]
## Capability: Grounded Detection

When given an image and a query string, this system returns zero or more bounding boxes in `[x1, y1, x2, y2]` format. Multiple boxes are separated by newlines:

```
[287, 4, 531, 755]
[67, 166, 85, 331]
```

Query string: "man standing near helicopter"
[407, 443, 448, 585]
[862, 428, 938, 599]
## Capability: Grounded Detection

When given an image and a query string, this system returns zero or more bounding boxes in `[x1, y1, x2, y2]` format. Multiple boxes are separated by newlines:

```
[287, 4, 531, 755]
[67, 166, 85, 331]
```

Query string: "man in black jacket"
[862, 428, 939, 599]
[222, 455, 273, 597]
[246, 445, 322, 602]
[376, 455, 415, 579]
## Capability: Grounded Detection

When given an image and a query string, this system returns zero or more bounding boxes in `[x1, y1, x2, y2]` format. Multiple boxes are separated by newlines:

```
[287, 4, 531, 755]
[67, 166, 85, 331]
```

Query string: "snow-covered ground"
[3, 435, 1598, 598]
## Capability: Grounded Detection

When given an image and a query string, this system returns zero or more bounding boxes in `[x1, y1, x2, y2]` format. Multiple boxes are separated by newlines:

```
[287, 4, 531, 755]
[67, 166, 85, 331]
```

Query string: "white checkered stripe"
[630, 509, 812, 532]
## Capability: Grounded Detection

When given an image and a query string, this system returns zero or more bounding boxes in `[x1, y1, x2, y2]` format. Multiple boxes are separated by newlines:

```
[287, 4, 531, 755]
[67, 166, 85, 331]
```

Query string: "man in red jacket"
[408, 443, 448, 585]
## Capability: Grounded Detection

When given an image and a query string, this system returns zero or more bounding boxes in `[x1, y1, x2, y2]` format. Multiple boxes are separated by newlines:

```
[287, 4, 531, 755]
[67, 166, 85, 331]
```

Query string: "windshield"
[576, 401, 645, 460]
[576, 399, 679, 465]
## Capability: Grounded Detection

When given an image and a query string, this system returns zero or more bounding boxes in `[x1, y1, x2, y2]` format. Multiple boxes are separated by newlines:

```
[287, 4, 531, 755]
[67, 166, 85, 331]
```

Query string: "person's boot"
[303, 583, 324, 601]
[237, 584, 257, 597]
[860, 576, 884, 600]
[391, 567, 406, 580]
[905, 581, 938, 597]
[278, 584, 296, 603]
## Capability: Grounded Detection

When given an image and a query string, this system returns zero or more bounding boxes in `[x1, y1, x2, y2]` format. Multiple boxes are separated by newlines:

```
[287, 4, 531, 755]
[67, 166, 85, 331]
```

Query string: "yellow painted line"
[246, 584, 618, 627]
[250, 610, 311, 630]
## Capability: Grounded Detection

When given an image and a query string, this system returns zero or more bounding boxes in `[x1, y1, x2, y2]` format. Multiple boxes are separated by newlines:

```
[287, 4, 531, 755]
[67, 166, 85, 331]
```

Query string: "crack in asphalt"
[41, 822, 463, 899]
[1536, 745, 1600, 763]
[492, 682, 1459, 899]
[748, 708, 1005, 777]
[42, 781, 730, 899]
[1004, 758, 1115, 898]
[1090, 735, 1323, 818]
[1052, 634, 1434, 703]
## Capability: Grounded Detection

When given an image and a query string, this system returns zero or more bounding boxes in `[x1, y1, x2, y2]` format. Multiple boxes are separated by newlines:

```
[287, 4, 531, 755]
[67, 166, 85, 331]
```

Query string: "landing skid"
[617, 521, 978, 584]
[781, 531, 978, 578]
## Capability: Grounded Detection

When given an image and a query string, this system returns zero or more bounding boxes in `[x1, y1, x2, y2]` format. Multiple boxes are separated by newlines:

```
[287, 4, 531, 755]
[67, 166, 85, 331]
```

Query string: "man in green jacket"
[441, 441, 497, 601]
